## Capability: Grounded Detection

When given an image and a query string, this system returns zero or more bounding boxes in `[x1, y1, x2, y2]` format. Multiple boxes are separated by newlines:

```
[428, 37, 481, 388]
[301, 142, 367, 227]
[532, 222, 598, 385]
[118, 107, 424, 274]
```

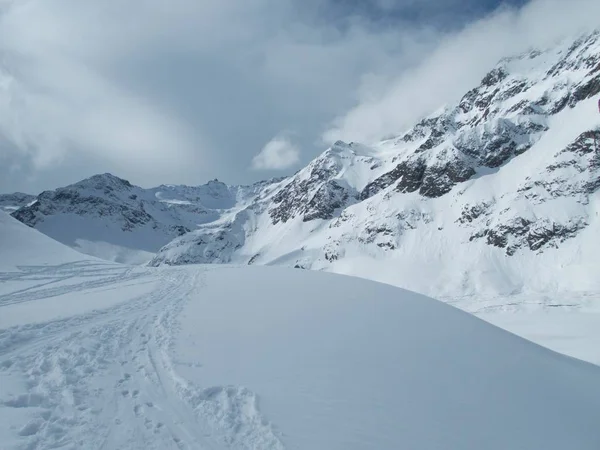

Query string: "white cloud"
[0, 58, 198, 171]
[323, 0, 600, 144]
[0, 0, 425, 191]
[0, 0, 598, 193]
[252, 135, 300, 170]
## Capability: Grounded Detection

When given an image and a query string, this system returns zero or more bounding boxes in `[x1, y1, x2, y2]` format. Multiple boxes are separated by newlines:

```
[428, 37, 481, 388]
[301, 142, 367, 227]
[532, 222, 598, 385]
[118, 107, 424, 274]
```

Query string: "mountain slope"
[148, 30, 600, 303]
[175, 266, 600, 450]
[0, 210, 90, 270]
[2, 232, 600, 449]
[0, 193, 35, 213]
[10, 174, 275, 264]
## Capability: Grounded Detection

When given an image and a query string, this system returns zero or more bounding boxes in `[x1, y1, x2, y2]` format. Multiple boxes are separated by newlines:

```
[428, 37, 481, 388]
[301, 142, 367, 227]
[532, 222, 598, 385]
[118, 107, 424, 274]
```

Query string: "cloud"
[0, 0, 596, 194]
[323, 0, 600, 144]
[252, 135, 300, 170]
[0, 0, 203, 177]
[1, 0, 445, 191]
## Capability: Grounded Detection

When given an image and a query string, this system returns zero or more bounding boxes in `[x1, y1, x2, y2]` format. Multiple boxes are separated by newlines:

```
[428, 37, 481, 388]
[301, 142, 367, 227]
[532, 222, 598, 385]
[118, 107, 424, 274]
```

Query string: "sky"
[0, 0, 598, 193]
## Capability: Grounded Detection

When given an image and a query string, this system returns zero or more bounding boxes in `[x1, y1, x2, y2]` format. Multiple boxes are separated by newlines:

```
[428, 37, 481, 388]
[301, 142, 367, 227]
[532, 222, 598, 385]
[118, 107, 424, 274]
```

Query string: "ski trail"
[0, 265, 284, 450]
[153, 278, 285, 450]
[0, 262, 145, 307]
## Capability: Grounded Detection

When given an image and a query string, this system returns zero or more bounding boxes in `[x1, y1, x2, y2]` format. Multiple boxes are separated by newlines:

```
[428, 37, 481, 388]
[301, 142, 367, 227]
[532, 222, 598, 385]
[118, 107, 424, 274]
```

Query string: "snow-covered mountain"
[3, 30, 600, 449]
[9, 174, 277, 264]
[147, 30, 600, 302]
[6, 30, 600, 302]
[0, 192, 35, 213]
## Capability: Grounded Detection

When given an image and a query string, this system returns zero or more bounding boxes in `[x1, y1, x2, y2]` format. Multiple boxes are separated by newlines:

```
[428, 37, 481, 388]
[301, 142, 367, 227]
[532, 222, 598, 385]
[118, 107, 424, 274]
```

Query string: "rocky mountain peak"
[72, 173, 134, 192]
[147, 29, 600, 297]
[6, 30, 600, 298]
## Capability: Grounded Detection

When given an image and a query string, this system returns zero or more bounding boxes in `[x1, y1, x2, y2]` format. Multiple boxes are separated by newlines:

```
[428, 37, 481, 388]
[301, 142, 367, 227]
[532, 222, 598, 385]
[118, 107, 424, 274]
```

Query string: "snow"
[33, 214, 170, 265]
[0, 211, 158, 326]
[2, 214, 600, 449]
[152, 91, 600, 303]
[2, 28, 600, 450]
[0, 211, 86, 270]
[173, 267, 600, 450]
[146, 31, 600, 310]
[9, 174, 268, 264]
[3, 32, 598, 314]
[481, 311, 600, 366]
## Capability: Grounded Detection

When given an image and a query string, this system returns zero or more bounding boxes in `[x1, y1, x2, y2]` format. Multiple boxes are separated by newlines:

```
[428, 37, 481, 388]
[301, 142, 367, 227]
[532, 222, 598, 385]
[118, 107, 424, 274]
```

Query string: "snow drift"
[1, 213, 600, 449]
[174, 266, 600, 450]
[0, 211, 89, 270]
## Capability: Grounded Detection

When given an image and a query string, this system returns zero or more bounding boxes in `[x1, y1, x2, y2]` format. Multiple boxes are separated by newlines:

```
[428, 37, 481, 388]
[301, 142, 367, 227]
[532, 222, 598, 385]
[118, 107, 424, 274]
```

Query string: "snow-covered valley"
[2, 26, 600, 450]
[1, 211, 600, 450]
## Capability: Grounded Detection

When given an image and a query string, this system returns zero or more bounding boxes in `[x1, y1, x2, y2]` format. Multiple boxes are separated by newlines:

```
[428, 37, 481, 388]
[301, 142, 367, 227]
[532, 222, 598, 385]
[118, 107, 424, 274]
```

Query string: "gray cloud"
[324, 0, 600, 144]
[0, 0, 595, 193]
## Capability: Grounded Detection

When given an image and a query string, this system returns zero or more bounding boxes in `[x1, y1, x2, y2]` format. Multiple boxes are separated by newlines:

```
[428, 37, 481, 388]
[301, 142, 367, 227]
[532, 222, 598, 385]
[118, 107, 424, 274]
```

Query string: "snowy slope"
[174, 267, 600, 450]
[0, 211, 87, 270]
[149, 30, 600, 306]
[0, 210, 159, 324]
[10, 174, 276, 264]
[2, 235, 600, 450]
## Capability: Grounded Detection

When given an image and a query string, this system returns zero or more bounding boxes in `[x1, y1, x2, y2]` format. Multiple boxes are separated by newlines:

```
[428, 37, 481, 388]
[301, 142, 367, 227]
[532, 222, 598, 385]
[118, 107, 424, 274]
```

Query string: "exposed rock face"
[303, 181, 350, 222]
[269, 166, 342, 224]
[471, 217, 588, 256]
[464, 127, 600, 255]
[361, 158, 426, 200]
[418, 149, 476, 198]
[362, 32, 600, 202]
[148, 210, 249, 266]
[269, 141, 365, 224]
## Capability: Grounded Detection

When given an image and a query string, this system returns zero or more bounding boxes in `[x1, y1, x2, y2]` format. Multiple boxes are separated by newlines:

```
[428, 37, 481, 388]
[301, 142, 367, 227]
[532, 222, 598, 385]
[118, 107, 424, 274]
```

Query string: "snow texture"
[1, 215, 600, 449]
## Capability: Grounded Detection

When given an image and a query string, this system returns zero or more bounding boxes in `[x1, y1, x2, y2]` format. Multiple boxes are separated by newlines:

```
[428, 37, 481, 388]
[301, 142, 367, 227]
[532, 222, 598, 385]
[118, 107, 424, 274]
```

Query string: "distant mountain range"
[5, 30, 600, 304]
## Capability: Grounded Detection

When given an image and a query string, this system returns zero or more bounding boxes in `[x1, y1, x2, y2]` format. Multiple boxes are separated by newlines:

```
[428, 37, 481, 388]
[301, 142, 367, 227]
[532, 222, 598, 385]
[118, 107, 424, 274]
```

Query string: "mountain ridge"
[6, 29, 600, 302]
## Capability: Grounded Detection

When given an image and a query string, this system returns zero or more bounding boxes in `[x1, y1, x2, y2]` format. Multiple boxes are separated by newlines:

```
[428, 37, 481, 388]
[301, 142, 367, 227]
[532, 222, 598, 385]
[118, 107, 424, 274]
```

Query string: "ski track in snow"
[0, 265, 284, 450]
[0, 261, 147, 308]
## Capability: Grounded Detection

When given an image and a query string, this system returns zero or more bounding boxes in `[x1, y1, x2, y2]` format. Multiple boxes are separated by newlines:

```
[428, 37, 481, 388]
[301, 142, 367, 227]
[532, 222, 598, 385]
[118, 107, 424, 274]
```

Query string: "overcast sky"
[0, 0, 598, 193]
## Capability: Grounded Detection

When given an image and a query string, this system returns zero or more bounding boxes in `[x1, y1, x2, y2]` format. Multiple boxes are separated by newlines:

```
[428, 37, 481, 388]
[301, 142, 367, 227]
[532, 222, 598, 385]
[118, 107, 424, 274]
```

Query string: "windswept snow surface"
[2, 213, 600, 449]
[0, 211, 159, 326]
[173, 267, 600, 450]
[0, 211, 86, 270]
